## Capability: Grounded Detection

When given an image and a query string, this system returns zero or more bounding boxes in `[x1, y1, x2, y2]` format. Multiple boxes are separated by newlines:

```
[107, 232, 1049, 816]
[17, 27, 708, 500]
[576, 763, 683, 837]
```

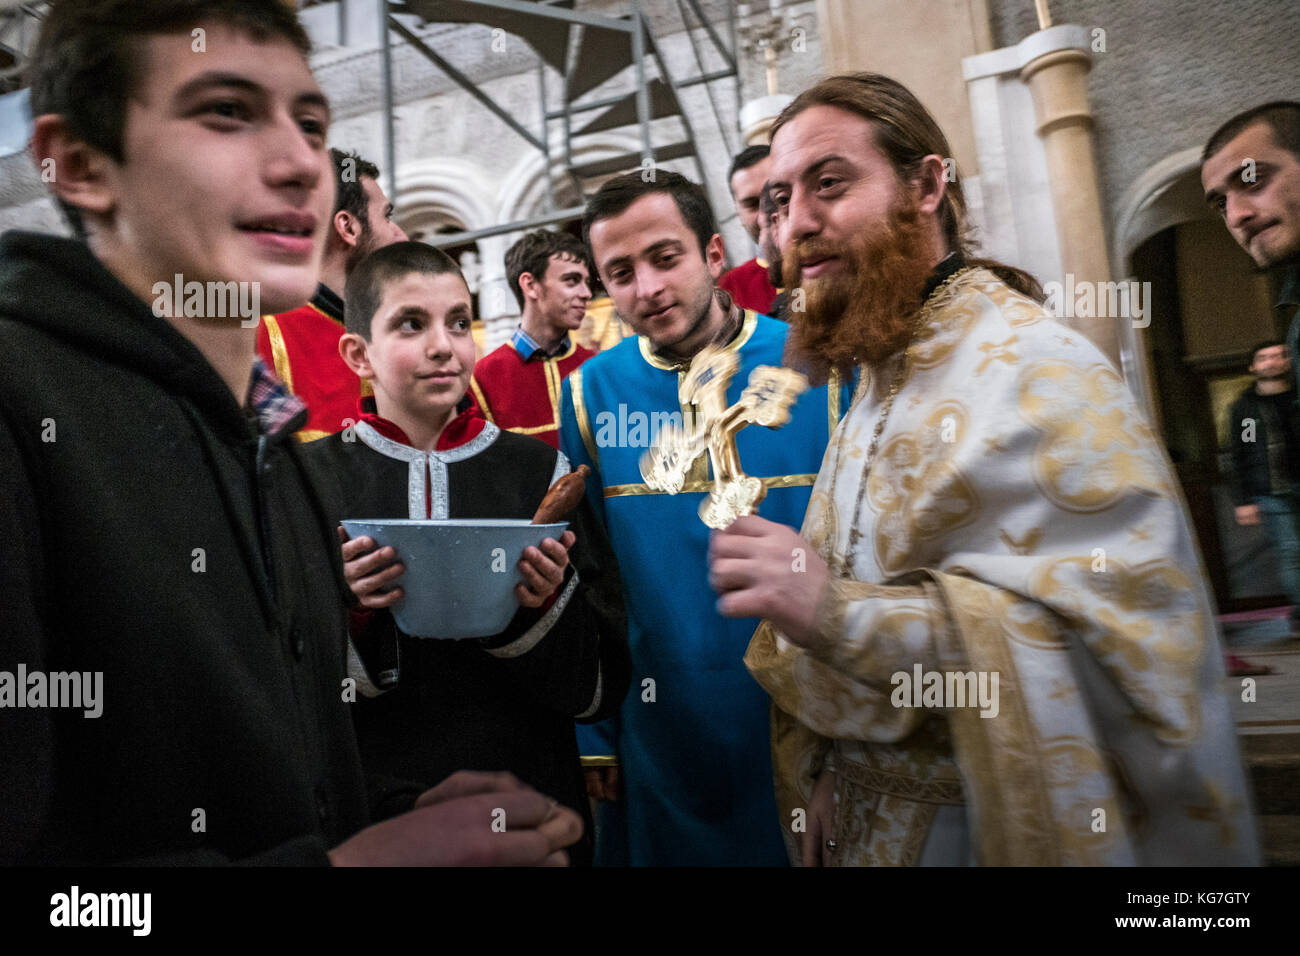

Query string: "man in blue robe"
[560, 170, 853, 865]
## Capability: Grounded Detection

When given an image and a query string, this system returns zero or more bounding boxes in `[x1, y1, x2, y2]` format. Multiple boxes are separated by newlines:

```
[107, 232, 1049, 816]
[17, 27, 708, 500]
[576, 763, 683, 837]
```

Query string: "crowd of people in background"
[3, 0, 1297, 868]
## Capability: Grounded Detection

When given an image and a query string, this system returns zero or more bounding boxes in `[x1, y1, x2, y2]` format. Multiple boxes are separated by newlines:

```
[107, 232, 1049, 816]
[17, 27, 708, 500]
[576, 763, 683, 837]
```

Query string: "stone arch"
[394, 156, 497, 239]
[1113, 147, 1209, 269]
[392, 157, 513, 351]
[495, 133, 644, 228]
[1109, 147, 1215, 419]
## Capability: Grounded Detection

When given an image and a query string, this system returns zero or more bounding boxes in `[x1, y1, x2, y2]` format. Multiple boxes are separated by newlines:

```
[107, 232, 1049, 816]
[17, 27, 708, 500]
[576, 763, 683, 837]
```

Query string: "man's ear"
[517, 271, 540, 303]
[338, 331, 374, 378]
[913, 153, 949, 217]
[704, 233, 727, 281]
[334, 209, 363, 250]
[30, 114, 117, 222]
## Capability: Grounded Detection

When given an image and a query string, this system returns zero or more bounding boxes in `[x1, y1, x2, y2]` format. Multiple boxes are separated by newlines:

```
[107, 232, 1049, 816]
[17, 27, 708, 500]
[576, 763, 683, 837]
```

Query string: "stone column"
[475, 233, 517, 353]
[815, 0, 992, 182]
[739, 94, 794, 146]
[1019, 32, 1120, 366]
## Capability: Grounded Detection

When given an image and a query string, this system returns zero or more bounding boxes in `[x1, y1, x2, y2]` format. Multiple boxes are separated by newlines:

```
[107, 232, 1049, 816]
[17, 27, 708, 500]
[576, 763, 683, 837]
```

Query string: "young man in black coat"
[0, 0, 581, 866]
[1226, 341, 1300, 647]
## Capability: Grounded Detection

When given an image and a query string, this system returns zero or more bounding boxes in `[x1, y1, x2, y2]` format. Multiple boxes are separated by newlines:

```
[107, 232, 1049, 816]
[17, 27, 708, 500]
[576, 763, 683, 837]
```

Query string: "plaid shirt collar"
[512, 326, 571, 362]
[247, 357, 307, 437]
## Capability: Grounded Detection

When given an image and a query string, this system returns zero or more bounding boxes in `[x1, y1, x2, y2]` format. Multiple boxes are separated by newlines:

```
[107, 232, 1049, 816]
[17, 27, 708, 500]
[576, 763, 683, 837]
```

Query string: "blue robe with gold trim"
[559, 312, 853, 865]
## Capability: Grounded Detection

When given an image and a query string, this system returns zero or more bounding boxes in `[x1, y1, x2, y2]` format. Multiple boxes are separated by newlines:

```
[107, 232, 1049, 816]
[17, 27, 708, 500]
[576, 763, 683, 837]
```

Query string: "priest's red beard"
[783, 203, 937, 380]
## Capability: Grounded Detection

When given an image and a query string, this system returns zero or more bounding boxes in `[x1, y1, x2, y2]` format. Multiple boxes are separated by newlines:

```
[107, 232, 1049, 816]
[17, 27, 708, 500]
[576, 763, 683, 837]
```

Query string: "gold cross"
[640, 344, 809, 528]
[975, 335, 1019, 373]
[1083, 407, 1140, 451]
[1000, 527, 1043, 555]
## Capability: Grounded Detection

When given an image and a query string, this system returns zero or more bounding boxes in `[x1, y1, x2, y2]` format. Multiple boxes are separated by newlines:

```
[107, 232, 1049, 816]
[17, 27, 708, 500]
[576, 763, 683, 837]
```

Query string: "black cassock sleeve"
[476, 492, 630, 723]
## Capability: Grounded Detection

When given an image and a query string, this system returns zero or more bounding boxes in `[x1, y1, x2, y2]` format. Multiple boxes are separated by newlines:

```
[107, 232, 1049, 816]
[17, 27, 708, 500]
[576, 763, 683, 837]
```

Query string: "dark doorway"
[1133, 217, 1289, 613]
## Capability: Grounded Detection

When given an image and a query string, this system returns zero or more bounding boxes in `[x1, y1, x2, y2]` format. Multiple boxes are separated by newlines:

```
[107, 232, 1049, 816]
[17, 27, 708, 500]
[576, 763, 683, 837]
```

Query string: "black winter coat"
[1225, 385, 1300, 505]
[0, 232, 367, 864]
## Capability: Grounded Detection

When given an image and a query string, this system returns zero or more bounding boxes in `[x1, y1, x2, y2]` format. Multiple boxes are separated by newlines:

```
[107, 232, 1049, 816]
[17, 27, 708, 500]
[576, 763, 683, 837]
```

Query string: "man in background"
[1203, 102, 1300, 670]
[1201, 102, 1300, 390]
[1226, 340, 1300, 662]
[257, 148, 407, 441]
[758, 183, 788, 321]
[719, 144, 779, 314]
[470, 229, 594, 449]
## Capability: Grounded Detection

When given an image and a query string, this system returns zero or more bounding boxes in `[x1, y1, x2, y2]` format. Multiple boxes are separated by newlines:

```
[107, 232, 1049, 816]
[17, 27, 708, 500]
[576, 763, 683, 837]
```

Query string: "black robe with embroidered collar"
[302, 401, 629, 865]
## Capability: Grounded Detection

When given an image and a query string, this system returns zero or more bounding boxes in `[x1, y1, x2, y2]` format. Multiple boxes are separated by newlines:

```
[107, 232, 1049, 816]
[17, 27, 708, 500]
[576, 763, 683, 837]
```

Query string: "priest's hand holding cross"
[709, 516, 828, 647]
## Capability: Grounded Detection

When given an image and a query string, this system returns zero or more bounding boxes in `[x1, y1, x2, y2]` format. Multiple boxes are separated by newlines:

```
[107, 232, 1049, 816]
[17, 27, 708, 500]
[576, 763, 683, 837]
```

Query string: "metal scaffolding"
[0, 0, 741, 245]
[0, 2, 45, 96]
[377, 0, 739, 248]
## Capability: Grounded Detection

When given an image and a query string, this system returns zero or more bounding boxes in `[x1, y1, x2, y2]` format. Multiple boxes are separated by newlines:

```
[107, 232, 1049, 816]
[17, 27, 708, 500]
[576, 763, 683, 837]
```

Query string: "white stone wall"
[985, 0, 1300, 241]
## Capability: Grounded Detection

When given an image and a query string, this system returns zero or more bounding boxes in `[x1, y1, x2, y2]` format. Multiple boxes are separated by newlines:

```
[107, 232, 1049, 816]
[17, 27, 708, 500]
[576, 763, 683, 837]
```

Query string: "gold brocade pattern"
[986, 588, 1070, 650]
[802, 489, 839, 564]
[867, 401, 979, 575]
[978, 277, 1050, 328]
[928, 573, 1060, 865]
[1029, 555, 1205, 743]
[908, 294, 982, 370]
[1018, 360, 1172, 512]
[831, 785, 939, 867]
[745, 267, 1257, 867]
[1039, 735, 1123, 865]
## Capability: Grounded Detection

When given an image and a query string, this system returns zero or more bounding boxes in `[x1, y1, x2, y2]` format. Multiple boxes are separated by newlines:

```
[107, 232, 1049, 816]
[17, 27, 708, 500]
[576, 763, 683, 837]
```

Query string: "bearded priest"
[707, 73, 1258, 866]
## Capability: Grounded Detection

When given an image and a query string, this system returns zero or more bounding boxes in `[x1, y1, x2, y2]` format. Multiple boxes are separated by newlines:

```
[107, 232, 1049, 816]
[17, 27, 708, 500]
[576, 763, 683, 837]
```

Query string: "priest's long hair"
[770, 73, 1043, 303]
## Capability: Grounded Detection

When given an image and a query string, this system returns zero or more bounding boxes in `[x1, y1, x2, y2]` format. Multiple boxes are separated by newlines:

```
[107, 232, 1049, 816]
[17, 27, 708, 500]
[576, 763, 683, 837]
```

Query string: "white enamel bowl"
[340, 518, 570, 639]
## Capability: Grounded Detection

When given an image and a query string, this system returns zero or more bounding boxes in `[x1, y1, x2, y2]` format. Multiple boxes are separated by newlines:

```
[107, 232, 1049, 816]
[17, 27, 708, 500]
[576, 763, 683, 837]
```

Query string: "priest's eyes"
[770, 177, 844, 208]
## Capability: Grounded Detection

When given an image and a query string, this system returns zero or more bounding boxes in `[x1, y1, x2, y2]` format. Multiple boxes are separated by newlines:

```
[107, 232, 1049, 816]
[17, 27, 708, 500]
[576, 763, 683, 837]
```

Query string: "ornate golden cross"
[640, 344, 809, 528]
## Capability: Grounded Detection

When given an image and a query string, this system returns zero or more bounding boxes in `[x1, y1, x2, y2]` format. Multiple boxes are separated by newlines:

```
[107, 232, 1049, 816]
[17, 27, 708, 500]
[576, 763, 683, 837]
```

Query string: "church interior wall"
[818, 0, 992, 181]
[986, 0, 1300, 244]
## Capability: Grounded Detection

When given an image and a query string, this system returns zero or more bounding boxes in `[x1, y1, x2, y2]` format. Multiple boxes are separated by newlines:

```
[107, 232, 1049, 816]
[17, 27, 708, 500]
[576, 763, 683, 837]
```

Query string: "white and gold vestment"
[746, 268, 1259, 865]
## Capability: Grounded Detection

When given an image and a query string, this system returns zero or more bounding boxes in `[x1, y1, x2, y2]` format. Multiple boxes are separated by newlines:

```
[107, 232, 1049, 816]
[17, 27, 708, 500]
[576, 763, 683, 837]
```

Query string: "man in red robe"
[257, 148, 407, 441]
[469, 230, 595, 449]
[718, 144, 779, 315]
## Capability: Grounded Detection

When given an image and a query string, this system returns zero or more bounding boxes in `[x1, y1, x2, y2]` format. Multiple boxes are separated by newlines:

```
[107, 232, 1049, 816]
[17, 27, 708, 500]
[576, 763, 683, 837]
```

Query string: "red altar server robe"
[256, 283, 367, 442]
[719, 257, 779, 315]
[469, 331, 594, 449]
